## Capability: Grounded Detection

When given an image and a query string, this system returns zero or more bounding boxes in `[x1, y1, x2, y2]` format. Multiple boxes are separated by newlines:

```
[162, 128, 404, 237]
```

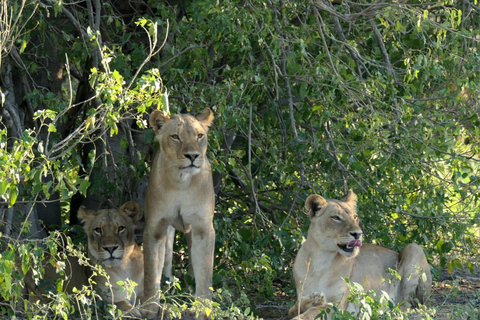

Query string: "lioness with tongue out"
[289, 191, 432, 320]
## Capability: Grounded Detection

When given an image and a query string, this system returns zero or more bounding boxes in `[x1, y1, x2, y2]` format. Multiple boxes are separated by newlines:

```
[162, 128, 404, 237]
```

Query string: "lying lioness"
[289, 191, 432, 320]
[78, 201, 144, 316]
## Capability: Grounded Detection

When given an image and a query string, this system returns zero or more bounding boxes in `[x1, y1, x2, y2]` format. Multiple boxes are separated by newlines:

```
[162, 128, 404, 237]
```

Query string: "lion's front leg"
[288, 292, 327, 320]
[163, 226, 175, 283]
[143, 226, 167, 317]
[189, 222, 215, 300]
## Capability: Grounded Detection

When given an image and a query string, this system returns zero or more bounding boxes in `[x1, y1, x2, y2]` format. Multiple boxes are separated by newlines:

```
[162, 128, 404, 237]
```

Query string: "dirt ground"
[254, 264, 480, 320]
[428, 266, 480, 319]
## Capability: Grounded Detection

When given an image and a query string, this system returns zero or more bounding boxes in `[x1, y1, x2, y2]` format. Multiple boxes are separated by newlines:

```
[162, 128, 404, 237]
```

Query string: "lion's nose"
[184, 153, 199, 162]
[350, 231, 362, 240]
[103, 245, 118, 255]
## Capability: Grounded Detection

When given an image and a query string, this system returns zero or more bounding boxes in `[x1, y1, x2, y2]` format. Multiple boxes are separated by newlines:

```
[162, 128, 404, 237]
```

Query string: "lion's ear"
[149, 110, 170, 134]
[195, 108, 214, 128]
[305, 194, 327, 218]
[119, 201, 141, 225]
[342, 190, 357, 210]
[77, 206, 97, 226]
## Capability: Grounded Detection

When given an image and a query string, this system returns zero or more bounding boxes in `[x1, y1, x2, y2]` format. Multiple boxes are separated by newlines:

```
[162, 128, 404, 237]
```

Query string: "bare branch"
[313, 7, 339, 79]
[247, 104, 267, 227]
[126, 20, 170, 92]
[368, 17, 395, 79]
[0, 0, 38, 67]
[94, 0, 101, 30]
[272, 10, 307, 185]
[213, 129, 237, 194]
[160, 44, 208, 73]
[1, 62, 22, 138]
[58, 3, 88, 40]
[2, 100, 23, 139]
[325, 121, 349, 195]
[323, 1, 369, 79]
[314, 0, 389, 22]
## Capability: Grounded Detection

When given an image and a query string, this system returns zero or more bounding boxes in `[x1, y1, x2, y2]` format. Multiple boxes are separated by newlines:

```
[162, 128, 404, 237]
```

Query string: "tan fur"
[78, 201, 144, 317]
[289, 191, 432, 320]
[143, 108, 215, 319]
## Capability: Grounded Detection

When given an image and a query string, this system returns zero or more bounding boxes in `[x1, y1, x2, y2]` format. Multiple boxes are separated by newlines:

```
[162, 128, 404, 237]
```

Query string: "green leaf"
[0, 181, 8, 197]
[9, 187, 18, 207]
[48, 124, 57, 133]
[148, 21, 158, 39]
[19, 40, 27, 54]
[79, 180, 90, 195]
[53, 0, 63, 17]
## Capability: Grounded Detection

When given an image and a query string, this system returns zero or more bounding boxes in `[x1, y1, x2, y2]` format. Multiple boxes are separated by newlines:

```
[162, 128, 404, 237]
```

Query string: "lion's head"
[149, 108, 214, 176]
[305, 191, 362, 258]
[78, 201, 141, 268]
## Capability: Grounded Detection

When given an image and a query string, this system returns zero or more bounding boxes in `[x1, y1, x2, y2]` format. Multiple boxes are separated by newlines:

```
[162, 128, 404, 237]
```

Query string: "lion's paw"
[291, 306, 322, 320]
[308, 292, 326, 306]
[125, 307, 143, 318]
[139, 303, 160, 319]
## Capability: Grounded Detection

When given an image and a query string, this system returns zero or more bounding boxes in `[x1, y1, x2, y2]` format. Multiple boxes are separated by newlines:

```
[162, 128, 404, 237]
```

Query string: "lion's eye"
[118, 226, 126, 233]
[332, 216, 342, 222]
[171, 134, 180, 141]
[354, 215, 359, 221]
[197, 133, 204, 139]
[94, 227, 102, 235]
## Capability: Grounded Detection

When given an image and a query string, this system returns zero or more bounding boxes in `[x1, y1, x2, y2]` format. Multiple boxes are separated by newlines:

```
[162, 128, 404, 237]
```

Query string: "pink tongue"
[348, 239, 362, 247]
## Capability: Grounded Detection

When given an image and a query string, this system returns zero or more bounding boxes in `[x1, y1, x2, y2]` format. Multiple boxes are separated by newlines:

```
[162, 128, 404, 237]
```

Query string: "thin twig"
[313, 5, 340, 79]
[126, 20, 170, 92]
[272, 10, 307, 185]
[59, 4, 88, 40]
[314, 0, 389, 22]
[326, 1, 369, 79]
[368, 16, 395, 79]
[247, 104, 266, 227]
[325, 121, 349, 195]
[160, 45, 208, 73]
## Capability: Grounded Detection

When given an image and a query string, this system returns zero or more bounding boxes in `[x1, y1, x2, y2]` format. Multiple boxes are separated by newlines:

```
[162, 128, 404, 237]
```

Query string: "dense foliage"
[1, 0, 479, 318]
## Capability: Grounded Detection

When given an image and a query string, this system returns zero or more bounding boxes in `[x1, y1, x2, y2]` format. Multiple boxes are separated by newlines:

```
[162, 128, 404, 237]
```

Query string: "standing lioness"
[143, 108, 215, 318]
[289, 191, 432, 320]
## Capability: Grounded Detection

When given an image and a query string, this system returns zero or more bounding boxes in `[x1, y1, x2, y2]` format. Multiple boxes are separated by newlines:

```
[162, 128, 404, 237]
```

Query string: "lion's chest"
[308, 258, 351, 303]
[145, 174, 214, 231]
[97, 257, 144, 304]
[145, 152, 215, 235]
[294, 246, 352, 303]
